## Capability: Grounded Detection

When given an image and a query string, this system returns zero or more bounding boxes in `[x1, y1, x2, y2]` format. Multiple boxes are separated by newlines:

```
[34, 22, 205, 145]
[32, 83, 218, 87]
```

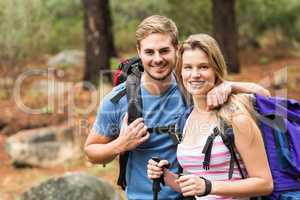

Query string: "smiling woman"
[181, 48, 215, 96]
[147, 34, 273, 199]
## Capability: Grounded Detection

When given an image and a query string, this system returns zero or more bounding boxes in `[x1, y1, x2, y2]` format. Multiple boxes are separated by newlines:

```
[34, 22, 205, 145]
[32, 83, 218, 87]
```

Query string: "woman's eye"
[183, 65, 192, 70]
[200, 65, 209, 70]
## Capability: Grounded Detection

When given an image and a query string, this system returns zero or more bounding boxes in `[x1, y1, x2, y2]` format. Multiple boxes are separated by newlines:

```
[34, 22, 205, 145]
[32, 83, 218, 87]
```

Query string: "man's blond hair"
[136, 15, 178, 49]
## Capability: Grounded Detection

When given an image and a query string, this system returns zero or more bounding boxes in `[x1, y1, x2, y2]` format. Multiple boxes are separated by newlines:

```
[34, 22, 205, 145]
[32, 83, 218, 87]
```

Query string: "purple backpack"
[254, 94, 300, 199]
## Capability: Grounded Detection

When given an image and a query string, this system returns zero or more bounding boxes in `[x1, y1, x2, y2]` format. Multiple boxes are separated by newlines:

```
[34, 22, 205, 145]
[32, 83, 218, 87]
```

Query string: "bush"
[0, 0, 83, 63]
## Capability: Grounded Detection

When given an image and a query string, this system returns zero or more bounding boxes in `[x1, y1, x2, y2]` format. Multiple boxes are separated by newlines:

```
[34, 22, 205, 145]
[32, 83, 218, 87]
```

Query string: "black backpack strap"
[110, 57, 143, 104]
[219, 118, 246, 179]
[126, 67, 143, 124]
[202, 127, 220, 170]
[110, 88, 126, 104]
[117, 152, 129, 190]
[116, 58, 143, 190]
[148, 124, 181, 145]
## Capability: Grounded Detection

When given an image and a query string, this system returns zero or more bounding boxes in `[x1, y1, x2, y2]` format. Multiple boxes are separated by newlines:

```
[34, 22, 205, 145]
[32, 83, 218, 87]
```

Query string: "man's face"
[137, 33, 177, 81]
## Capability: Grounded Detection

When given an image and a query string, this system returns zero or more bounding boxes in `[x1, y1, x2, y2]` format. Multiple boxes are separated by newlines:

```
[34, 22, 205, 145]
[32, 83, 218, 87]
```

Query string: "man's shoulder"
[102, 82, 126, 102]
[107, 82, 126, 97]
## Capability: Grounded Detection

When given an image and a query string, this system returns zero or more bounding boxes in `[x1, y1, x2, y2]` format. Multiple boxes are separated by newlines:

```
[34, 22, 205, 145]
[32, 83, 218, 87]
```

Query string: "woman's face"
[181, 48, 216, 96]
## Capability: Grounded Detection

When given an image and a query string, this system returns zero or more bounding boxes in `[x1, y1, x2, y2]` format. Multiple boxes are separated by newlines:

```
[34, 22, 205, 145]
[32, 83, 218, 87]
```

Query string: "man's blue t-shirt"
[93, 77, 186, 200]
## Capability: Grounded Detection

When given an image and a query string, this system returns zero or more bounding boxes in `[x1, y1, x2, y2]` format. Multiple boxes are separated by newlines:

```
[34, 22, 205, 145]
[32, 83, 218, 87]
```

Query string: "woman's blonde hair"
[136, 15, 178, 49]
[175, 33, 255, 124]
[175, 34, 227, 87]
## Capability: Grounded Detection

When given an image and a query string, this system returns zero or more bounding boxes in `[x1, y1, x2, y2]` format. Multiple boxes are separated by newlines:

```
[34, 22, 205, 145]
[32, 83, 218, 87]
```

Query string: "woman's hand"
[176, 174, 206, 197]
[147, 159, 169, 179]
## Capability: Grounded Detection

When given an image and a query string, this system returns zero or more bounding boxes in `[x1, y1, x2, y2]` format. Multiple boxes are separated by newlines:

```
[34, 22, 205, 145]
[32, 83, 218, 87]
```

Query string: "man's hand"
[206, 81, 232, 110]
[116, 113, 150, 153]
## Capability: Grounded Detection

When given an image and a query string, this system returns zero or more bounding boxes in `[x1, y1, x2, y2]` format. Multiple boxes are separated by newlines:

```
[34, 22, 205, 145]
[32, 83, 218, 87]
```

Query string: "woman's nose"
[191, 68, 201, 77]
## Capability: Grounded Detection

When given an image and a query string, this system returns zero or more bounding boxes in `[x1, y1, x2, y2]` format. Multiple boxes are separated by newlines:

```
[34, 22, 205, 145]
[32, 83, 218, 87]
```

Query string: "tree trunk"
[212, 0, 240, 73]
[82, 0, 112, 85]
[104, 1, 117, 57]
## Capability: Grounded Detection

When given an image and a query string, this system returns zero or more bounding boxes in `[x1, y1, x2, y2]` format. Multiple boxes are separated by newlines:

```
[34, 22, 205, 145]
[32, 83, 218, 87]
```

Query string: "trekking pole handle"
[151, 157, 170, 193]
[151, 157, 170, 170]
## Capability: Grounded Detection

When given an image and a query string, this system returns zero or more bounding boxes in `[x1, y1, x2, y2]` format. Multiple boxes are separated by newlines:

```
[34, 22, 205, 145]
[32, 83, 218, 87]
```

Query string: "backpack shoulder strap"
[110, 88, 126, 104]
[176, 107, 193, 175]
[219, 118, 246, 179]
[115, 58, 143, 190]
[173, 71, 192, 107]
[125, 64, 143, 123]
[176, 106, 193, 139]
[110, 57, 143, 104]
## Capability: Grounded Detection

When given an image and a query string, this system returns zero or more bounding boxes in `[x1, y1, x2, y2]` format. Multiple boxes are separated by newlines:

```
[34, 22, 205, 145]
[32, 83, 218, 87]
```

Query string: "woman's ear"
[174, 44, 179, 51]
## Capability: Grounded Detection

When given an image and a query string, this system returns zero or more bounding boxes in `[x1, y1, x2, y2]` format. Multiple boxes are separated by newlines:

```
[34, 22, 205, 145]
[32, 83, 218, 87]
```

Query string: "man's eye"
[145, 51, 153, 55]
[160, 49, 170, 54]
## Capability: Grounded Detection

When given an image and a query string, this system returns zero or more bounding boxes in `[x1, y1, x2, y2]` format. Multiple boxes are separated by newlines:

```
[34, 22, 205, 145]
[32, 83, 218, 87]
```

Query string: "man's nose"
[153, 52, 163, 64]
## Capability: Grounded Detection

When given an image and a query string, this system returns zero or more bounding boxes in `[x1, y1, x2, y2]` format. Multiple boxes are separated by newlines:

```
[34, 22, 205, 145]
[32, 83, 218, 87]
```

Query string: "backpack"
[176, 94, 300, 200]
[111, 57, 186, 190]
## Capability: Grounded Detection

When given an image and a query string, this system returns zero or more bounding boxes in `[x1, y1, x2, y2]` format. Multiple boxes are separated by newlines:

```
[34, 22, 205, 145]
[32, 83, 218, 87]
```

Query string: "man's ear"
[136, 45, 141, 56]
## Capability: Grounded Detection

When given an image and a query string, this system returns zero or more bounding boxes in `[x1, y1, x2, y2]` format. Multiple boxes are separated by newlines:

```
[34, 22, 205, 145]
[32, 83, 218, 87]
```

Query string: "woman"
[147, 34, 273, 199]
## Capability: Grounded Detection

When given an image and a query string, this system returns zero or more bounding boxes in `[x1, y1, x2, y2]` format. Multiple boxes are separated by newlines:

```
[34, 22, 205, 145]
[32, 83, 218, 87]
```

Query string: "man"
[84, 15, 270, 200]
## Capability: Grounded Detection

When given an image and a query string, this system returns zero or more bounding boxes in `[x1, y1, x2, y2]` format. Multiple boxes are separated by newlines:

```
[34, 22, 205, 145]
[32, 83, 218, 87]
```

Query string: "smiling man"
[84, 15, 270, 200]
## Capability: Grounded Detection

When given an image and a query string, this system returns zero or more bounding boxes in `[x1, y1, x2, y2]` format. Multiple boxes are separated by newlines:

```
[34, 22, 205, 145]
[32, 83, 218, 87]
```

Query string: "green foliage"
[110, 0, 168, 52]
[110, 57, 121, 70]
[237, 0, 300, 46]
[0, 0, 83, 62]
[110, 0, 212, 51]
[1, 0, 300, 63]
[163, 0, 212, 39]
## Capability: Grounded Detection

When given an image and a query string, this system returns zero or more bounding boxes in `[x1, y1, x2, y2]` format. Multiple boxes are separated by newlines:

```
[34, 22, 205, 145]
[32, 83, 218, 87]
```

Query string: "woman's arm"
[210, 113, 273, 197]
[163, 169, 181, 192]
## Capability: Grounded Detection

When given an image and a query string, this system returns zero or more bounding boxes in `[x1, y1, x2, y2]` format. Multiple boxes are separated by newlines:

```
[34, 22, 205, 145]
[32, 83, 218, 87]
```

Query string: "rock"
[5, 124, 81, 167]
[20, 172, 122, 200]
[47, 50, 83, 68]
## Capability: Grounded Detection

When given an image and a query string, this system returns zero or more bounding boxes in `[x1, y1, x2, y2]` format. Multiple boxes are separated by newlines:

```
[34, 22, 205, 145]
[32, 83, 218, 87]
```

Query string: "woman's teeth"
[189, 81, 205, 88]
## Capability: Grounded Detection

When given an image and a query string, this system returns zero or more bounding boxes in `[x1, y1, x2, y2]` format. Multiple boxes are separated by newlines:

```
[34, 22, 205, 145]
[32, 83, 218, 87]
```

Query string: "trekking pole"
[151, 157, 170, 200]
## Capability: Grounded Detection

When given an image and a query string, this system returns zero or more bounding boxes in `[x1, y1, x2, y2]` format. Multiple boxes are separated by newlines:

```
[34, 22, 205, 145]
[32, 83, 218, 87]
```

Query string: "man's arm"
[230, 81, 271, 97]
[84, 130, 122, 164]
[206, 81, 270, 110]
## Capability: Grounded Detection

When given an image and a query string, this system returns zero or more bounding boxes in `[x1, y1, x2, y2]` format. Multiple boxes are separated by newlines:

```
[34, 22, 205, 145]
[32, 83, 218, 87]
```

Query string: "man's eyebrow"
[143, 48, 153, 51]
